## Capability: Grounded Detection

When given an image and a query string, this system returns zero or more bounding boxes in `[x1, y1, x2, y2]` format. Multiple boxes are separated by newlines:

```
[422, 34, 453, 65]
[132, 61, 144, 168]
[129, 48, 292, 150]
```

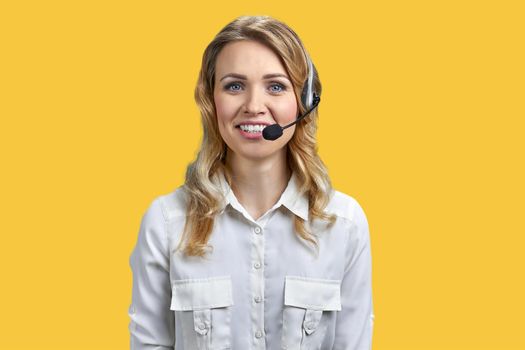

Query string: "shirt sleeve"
[128, 197, 175, 349]
[333, 199, 375, 350]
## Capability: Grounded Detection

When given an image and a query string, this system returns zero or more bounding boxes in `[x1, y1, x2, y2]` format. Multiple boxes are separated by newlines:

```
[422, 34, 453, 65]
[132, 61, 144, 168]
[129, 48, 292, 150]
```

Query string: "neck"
[225, 148, 291, 220]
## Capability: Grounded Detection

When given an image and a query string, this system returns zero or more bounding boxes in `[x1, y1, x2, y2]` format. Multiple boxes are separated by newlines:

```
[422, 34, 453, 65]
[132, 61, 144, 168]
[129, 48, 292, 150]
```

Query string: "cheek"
[214, 95, 226, 121]
[275, 97, 298, 123]
[214, 94, 237, 124]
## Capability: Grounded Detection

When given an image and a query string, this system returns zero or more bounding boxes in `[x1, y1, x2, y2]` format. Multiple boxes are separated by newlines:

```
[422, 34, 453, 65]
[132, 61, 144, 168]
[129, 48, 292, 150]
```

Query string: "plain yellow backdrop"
[1, 0, 524, 349]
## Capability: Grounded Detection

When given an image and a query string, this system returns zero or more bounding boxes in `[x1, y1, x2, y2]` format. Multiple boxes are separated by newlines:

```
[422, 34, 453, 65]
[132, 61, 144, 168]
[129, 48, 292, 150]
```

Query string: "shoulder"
[323, 189, 371, 244]
[325, 189, 369, 226]
[138, 186, 187, 233]
[152, 186, 187, 221]
[325, 189, 372, 260]
[135, 187, 187, 247]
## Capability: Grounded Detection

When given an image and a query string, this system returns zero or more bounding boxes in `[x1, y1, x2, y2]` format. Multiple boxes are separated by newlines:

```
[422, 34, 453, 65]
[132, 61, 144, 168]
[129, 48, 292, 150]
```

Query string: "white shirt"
[128, 171, 375, 350]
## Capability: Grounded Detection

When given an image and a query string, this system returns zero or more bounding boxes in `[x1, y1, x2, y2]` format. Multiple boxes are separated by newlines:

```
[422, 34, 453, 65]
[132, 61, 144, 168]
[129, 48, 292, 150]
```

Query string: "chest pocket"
[281, 276, 341, 350]
[170, 275, 234, 350]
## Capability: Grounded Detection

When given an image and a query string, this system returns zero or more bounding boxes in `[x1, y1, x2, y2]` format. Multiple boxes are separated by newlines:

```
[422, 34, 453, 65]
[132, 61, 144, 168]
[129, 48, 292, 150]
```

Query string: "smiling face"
[213, 40, 298, 162]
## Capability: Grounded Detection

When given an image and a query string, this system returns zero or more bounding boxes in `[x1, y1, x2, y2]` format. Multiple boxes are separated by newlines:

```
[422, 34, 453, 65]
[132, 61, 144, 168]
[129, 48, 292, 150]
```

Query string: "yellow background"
[1, 0, 523, 349]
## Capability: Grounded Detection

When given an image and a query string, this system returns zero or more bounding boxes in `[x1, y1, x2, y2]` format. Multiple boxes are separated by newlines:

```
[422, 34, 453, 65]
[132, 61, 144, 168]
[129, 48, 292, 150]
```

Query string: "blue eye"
[225, 83, 242, 92]
[269, 83, 285, 93]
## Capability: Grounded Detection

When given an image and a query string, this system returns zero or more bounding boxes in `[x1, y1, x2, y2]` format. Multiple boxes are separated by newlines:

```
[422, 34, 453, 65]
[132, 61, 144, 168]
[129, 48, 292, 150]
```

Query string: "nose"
[243, 87, 267, 116]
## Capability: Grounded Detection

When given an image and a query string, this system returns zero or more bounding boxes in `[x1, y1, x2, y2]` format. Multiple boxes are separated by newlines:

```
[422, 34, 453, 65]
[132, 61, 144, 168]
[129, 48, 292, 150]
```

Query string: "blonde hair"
[177, 15, 336, 258]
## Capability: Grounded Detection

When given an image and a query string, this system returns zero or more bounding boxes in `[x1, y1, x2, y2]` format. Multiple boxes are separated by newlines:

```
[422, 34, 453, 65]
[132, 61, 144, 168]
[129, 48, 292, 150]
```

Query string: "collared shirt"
[128, 171, 375, 350]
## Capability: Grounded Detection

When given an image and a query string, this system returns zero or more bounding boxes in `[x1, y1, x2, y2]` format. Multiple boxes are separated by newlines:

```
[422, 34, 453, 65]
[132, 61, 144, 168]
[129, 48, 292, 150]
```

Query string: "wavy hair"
[176, 15, 336, 258]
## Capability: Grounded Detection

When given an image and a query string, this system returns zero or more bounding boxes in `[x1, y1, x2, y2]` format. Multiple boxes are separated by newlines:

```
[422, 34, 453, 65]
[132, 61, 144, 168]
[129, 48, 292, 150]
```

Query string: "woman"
[128, 15, 375, 350]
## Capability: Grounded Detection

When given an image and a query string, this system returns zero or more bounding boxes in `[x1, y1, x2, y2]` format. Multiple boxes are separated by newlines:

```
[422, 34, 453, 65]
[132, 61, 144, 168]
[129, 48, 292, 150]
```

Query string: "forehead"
[215, 40, 288, 76]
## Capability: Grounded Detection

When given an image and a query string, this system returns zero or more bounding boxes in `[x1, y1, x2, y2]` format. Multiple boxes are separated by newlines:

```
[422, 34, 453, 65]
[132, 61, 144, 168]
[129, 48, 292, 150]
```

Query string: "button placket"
[250, 224, 266, 349]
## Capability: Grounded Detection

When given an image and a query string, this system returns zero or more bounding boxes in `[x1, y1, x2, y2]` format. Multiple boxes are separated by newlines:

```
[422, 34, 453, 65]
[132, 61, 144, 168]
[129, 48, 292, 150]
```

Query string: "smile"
[235, 125, 266, 139]
[238, 124, 266, 133]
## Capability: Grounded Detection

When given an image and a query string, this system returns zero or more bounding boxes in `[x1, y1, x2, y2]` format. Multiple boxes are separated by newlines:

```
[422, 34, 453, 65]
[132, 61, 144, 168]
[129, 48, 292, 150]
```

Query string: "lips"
[237, 127, 264, 139]
[235, 121, 271, 127]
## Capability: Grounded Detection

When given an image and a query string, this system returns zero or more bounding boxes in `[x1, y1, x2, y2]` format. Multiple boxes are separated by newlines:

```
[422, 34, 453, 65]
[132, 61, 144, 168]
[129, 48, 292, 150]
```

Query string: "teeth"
[239, 124, 266, 133]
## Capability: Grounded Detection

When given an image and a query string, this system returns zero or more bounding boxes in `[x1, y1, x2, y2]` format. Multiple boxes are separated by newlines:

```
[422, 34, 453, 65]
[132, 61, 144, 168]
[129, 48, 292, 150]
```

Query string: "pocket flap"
[170, 275, 233, 311]
[284, 276, 341, 311]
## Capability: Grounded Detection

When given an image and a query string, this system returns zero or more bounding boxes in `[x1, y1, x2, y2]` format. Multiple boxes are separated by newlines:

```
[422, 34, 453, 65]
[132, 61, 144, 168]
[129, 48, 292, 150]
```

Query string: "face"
[213, 40, 298, 162]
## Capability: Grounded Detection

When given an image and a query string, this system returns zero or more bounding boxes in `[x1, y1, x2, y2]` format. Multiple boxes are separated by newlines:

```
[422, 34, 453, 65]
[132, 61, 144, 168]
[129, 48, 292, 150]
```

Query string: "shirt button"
[255, 330, 264, 338]
[198, 323, 206, 330]
[305, 322, 314, 330]
[253, 261, 261, 269]
[254, 227, 262, 234]
[254, 296, 262, 303]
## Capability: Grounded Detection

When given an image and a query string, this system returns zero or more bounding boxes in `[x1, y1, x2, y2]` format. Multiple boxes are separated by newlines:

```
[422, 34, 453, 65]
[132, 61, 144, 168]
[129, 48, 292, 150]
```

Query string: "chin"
[238, 149, 274, 160]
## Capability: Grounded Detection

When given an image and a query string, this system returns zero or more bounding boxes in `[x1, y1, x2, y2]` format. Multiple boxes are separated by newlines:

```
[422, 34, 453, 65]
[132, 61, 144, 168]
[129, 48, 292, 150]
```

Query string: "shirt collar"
[217, 170, 309, 221]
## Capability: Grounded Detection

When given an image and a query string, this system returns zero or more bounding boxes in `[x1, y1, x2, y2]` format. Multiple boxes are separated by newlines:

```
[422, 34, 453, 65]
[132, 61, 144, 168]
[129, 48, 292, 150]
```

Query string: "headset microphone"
[262, 53, 320, 141]
[262, 93, 320, 140]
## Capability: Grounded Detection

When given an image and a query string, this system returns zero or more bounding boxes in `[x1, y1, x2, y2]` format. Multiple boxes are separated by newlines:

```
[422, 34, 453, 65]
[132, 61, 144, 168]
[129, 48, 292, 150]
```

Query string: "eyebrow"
[219, 73, 291, 82]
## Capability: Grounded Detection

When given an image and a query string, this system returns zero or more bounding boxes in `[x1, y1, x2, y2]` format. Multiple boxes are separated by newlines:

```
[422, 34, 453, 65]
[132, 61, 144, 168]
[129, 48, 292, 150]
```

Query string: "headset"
[262, 52, 321, 141]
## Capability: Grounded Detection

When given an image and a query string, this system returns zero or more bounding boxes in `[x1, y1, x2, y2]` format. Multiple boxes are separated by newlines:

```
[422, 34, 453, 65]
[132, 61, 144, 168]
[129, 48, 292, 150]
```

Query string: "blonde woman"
[128, 15, 375, 350]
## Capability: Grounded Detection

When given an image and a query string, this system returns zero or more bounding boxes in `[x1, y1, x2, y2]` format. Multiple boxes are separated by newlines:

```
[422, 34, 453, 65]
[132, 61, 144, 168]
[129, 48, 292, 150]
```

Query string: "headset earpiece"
[300, 56, 318, 110]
